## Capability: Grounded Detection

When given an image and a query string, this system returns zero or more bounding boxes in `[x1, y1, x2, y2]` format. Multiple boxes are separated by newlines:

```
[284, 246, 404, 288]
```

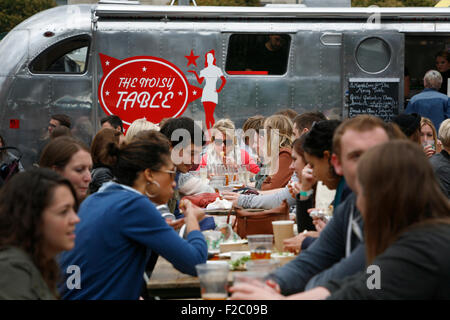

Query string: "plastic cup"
[247, 234, 273, 260]
[209, 175, 226, 194]
[422, 140, 435, 150]
[199, 165, 208, 181]
[245, 259, 279, 273]
[196, 262, 229, 300]
[272, 220, 294, 253]
[233, 271, 267, 287]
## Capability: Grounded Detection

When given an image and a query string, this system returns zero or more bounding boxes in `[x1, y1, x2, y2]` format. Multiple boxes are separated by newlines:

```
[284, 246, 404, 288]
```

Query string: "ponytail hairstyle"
[107, 131, 171, 187]
[264, 114, 293, 151]
[90, 128, 121, 167]
[303, 120, 341, 158]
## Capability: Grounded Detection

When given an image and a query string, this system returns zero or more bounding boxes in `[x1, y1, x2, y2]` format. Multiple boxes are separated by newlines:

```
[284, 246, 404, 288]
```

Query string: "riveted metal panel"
[291, 31, 342, 118]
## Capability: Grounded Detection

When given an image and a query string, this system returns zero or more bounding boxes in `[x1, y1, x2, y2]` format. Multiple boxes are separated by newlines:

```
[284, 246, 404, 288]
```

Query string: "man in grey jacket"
[266, 115, 390, 295]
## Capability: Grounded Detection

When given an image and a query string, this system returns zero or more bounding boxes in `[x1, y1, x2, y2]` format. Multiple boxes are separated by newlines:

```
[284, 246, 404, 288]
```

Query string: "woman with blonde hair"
[124, 118, 159, 144]
[259, 114, 294, 190]
[435, 50, 450, 95]
[198, 118, 260, 176]
[420, 117, 442, 157]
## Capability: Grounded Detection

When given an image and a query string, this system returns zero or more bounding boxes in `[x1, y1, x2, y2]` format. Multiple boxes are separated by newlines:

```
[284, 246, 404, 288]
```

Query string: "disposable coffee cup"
[272, 220, 294, 253]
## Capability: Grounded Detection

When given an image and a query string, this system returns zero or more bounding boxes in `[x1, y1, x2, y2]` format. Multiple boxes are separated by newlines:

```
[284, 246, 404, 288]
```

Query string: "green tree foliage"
[0, 0, 56, 33]
[352, 0, 437, 6]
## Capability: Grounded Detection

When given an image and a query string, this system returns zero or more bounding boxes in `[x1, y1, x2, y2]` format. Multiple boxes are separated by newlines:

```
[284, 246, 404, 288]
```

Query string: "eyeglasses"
[157, 168, 177, 179]
[214, 139, 233, 146]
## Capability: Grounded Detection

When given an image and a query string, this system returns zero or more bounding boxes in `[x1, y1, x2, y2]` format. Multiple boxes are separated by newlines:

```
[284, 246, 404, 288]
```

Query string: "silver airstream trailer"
[0, 2, 449, 167]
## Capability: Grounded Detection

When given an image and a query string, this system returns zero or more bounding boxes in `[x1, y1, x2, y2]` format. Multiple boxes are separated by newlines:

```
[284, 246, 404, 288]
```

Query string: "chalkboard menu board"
[347, 78, 400, 122]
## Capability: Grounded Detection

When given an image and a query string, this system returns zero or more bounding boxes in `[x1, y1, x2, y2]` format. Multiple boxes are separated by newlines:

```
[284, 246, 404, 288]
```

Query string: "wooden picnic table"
[146, 257, 237, 299]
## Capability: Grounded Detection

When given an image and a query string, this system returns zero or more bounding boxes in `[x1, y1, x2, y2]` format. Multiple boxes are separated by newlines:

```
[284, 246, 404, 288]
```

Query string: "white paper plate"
[218, 251, 250, 259]
[206, 260, 229, 267]
[221, 239, 248, 245]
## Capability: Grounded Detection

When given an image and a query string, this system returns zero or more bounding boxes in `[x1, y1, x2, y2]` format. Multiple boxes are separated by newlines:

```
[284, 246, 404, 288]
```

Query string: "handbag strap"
[226, 207, 234, 224]
[228, 207, 239, 229]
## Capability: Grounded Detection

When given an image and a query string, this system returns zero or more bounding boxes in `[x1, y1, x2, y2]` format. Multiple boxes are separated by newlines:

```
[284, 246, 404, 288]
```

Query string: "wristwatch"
[299, 189, 314, 197]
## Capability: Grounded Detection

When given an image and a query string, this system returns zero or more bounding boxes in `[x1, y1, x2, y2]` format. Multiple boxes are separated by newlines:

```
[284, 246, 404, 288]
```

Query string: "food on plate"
[229, 255, 250, 271]
[271, 251, 295, 257]
[271, 251, 296, 266]
[206, 198, 232, 210]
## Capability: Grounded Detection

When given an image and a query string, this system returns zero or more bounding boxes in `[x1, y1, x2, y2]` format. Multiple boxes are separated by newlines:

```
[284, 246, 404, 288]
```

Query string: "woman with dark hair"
[282, 135, 321, 251]
[435, 50, 450, 95]
[58, 137, 207, 300]
[288, 120, 345, 250]
[88, 128, 122, 194]
[302, 120, 344, 198]
[230, 141, 450, 299]
[392, 113, 422, 145]
[0, 168, 79, 299]
[39, 136, 92, 202]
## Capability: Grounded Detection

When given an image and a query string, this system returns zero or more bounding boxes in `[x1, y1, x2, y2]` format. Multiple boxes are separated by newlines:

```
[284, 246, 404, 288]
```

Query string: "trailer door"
[342, 31, 404, 121]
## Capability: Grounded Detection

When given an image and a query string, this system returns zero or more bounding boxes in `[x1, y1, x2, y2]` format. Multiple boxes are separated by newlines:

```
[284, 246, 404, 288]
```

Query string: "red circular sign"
[98, 54, 202, 127]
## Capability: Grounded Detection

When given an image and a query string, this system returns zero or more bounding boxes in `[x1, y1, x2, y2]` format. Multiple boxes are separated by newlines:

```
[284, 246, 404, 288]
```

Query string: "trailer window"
[356, 37, 391, 74]
[226, 34, 290, 76]
[30, 35, 90, 74]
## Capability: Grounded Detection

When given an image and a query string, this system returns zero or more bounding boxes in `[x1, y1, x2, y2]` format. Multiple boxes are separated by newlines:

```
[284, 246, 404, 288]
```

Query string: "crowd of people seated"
[0, 91, 449, 300]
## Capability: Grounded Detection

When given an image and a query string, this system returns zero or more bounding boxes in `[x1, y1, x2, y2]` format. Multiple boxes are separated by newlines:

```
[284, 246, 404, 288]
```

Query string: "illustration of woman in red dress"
[188, 50, 227, 130]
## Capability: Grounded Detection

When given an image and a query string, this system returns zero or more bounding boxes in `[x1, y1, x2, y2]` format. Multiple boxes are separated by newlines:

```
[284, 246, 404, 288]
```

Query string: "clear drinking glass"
[247, 234, 273, 260]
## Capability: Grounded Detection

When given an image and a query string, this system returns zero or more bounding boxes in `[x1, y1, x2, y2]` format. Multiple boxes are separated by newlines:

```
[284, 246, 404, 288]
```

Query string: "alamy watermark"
[366, 264, 381, 290]
[66, 265, 81, 290]
[169, 120, 281, 174]
[364, 6, 381, 30]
